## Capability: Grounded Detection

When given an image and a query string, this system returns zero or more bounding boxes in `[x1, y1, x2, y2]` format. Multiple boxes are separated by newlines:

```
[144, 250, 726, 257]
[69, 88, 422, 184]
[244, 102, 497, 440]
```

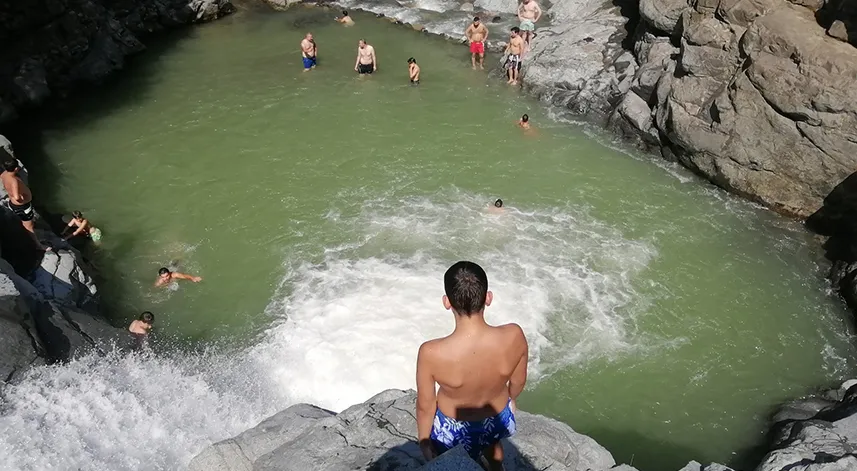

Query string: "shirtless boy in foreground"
[416, 261, 528, 470]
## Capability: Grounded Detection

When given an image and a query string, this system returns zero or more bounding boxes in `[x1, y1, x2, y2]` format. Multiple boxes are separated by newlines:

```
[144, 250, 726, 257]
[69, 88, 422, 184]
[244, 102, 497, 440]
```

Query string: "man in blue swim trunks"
[300, 32, 317, 71]
[416, 261, 529, 469]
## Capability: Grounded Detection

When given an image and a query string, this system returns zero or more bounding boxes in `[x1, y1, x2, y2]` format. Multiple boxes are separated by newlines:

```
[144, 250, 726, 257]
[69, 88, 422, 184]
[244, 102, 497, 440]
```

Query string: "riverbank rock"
[617, 0, 857, 217]
[0, 0, 235, 123]
[521, 0, 638, 118]
[189, 389, 622, 471]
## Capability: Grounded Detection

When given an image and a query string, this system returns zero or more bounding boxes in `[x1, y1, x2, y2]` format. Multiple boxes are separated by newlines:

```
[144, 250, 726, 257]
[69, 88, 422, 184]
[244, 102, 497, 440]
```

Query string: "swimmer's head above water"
[494, 198, 503, 208]
[140, 311, 155, 324]
[521, 114, 529, 123]
[408, 57, 416, 64]
[158, 267, 171, 280]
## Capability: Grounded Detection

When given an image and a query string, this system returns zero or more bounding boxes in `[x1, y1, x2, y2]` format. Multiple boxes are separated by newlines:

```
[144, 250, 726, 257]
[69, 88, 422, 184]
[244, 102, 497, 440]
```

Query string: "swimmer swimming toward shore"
[488, 198, 505, 213]
[155, 267, 202, 287]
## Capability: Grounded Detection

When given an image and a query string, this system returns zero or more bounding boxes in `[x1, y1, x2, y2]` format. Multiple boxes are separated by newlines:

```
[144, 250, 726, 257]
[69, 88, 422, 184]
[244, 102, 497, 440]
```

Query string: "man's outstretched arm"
[173, 272, 202, 282]
[416, 342, 437, 461]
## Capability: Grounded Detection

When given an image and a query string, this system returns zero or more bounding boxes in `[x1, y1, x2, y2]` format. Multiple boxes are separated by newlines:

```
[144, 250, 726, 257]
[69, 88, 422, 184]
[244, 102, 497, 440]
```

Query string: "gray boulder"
[678, 462, 734, 471]
[0, 269, 43, 381]
[190, 389, 621, 471]
[522, 0, 638, 118]
[30, 249, 98, 309]
[640, 0, 689, 33]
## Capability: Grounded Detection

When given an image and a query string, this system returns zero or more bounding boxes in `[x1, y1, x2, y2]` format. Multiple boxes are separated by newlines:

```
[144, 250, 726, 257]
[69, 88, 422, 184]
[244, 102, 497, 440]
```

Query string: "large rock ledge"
[189, 382, 857, 471]
[0, 136, 124, 382]
[0, 0, 236, 123]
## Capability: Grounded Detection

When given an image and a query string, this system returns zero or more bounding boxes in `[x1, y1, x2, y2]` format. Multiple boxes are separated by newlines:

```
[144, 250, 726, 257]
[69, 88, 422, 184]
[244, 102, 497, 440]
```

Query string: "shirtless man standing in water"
[465, 17, 488, 69]
[1, 153, 45, 250]
[300, 33, 317, 71]
[517, 0, 542, 45]
[416, 261, 528, 470]
[354, 39, 377, 74]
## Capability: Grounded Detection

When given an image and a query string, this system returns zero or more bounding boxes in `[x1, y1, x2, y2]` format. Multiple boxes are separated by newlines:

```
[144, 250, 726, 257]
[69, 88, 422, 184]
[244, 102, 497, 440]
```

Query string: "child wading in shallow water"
[129, 311, 155, 350]
[408, 57, 420, 85]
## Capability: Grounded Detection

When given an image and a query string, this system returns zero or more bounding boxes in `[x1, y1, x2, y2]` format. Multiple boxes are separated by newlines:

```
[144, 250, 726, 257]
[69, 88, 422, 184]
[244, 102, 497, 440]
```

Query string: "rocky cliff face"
[607, 0, 857, 218]
[0, 136, 125, 382]
[189, 382, 857, 471]
[0, 0, 235, 123]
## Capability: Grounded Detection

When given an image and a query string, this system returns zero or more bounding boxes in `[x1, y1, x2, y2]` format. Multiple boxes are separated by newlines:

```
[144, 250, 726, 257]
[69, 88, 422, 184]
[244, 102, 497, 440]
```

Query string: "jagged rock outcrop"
[521, 0, 638, 118]
[189, 389, 624, 471]
[0, 136, 123, 381]
[0, 0, 235, 123]
[612, 0, 857, 217]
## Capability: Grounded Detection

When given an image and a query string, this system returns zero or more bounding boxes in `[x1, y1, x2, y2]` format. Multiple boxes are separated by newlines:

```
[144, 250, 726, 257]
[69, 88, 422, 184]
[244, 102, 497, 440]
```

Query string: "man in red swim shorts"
[465, 16, 488, 69]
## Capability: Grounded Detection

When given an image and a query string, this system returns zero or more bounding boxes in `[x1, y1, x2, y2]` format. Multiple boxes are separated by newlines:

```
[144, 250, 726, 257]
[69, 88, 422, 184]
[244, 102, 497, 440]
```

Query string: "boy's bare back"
[422, 322, 527, 420]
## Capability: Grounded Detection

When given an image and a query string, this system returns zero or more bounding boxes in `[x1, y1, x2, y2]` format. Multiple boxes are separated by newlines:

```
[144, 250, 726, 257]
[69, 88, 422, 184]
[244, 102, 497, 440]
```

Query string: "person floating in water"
[416, 261, 528, 469]
[62, 210, 102, 243]
[335, 10, 354, 25]
[354, 39, 377, 74]
[1, 154, 48, 251]
[407, 57, 420, 85]
[505, 27, 525, 85]
[517, 114, 530, 129]
[488, 198, 505, 213]
[155, 267, 202, 287]
[300, 32, 317, 72]
[129, 311, 154, 350]
[465, 17, 488, 70]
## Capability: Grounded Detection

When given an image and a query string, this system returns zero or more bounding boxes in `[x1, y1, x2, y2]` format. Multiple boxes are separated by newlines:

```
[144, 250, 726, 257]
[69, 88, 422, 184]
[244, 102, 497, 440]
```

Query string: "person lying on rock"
[335, 10, 354, 25]
[1, 153, 48, 251]
[129, 311, 154, 350]
[155, 267, 202, 287]
[62, 210, 102, 244]
[416, 261, 529, 470]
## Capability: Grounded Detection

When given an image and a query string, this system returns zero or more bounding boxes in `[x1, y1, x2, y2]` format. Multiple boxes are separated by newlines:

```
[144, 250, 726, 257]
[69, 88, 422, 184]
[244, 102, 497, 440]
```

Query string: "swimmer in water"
[129, 311, 154, 350]
[155, 267, 202, 287]
[517, 114, 530, 129]
[62, 210, 102, 243]
[335, 10, 354, 25]
[488, 198, 505, 213]
[408, 57, 420, 85]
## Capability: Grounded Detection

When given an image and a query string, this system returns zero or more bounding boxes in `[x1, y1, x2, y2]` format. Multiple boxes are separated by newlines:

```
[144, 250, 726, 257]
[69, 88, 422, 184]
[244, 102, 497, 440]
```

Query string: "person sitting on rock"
[155, 267, 202, 287]
[129, 311, 154, 350]
[62, 211, 102, 244]
[335, 10, 354, 25]
[416, 261, 528, 470]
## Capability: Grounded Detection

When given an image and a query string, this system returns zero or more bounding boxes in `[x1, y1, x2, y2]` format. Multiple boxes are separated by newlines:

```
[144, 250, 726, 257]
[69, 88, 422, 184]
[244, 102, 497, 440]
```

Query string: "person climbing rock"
[62, 210, 102, 244]
[416, 261, 528, 470]
[155, 267, 202, 287]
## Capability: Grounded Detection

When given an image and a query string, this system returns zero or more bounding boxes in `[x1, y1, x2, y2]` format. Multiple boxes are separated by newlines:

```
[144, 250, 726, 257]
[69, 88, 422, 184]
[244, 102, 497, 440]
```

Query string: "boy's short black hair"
[511, 26, 520, 33]
[2, 158, 19, 173]
[158, 267, 170, 276]
[444, 261, 489, 315]
[342, 10, 348, 15]
[140, 311, 155, 324]
[494, 198, 503, 208]
[407, 57, 416, 64]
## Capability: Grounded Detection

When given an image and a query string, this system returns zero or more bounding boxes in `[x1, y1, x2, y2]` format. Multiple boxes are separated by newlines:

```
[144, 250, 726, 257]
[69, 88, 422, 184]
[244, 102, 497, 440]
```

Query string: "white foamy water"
[0, 192, 653, 470]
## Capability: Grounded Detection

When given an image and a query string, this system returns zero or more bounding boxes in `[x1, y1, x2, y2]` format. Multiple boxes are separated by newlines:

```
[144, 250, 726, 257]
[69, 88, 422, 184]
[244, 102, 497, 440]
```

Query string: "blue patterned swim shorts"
[430, 400, 516, 459]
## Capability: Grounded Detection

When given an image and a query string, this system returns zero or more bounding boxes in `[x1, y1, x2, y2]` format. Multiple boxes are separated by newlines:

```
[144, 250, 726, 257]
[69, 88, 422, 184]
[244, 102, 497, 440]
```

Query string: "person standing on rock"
[517, 0, 542, 45]
[465, 17, 488, 69]
[1, 154, 46, 251]
[504, 27, 525, 85]
[354, 39, 377, 75]
[416, 261, 528, 470]
[300, 33, 317, 71]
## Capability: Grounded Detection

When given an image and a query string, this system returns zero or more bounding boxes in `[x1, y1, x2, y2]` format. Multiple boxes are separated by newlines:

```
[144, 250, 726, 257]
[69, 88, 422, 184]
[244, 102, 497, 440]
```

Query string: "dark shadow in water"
[0, 26, 198, 326]
[367, 404, 537, 471]
[806, 171, 857, 263]
[815, 0, 857, 46]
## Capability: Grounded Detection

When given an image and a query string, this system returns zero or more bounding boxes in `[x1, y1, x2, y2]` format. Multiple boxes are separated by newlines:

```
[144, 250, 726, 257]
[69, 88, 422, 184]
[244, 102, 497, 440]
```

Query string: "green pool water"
[4, 7, 855, 470]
